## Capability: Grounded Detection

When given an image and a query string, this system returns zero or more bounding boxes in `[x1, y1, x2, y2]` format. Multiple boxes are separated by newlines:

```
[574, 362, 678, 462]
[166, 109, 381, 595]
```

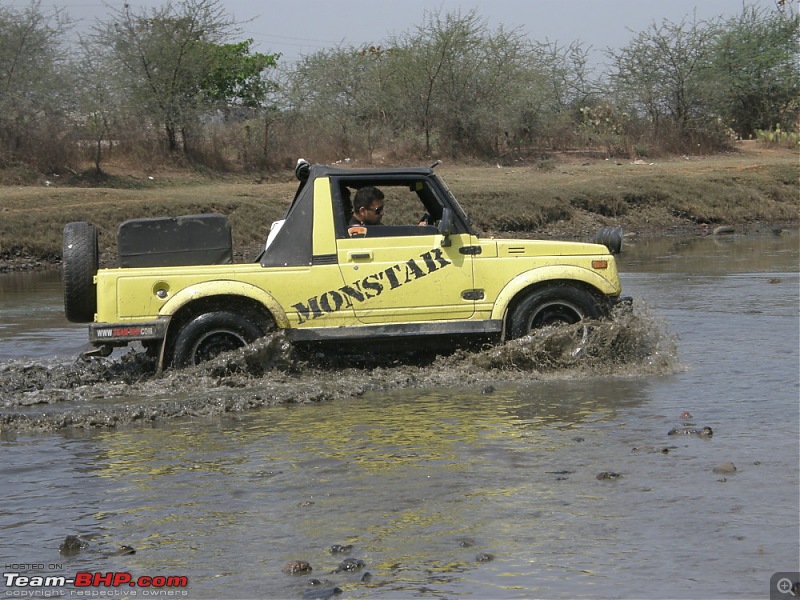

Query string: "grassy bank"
[0, 142, 797, 269]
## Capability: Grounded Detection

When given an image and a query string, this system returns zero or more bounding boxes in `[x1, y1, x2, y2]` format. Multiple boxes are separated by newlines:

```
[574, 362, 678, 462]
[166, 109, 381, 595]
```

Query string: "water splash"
[466, 305, 677, 375]
[0, 306, 678, 433]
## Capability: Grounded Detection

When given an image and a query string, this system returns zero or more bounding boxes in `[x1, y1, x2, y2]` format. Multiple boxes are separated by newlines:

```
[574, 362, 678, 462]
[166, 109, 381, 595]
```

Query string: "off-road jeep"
[62, 160, 628, 369]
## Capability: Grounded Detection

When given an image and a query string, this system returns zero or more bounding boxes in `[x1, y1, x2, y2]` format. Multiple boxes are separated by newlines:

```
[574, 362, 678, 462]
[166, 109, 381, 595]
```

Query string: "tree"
[93, 0, 276, 155]
[287, 45, 389, 160]
[437, 19, 531, 157]
[607, 15, 716, 145]
[388, 9, 530, 158]
[200, 39, 279, 109]
[74, 39, 118, 174]
[388, 10, 456, 157]
[525, 40, 599, 151]
[538, 40, 598, 114]
[706, 5, 799, 137]
[0, 1, 72, 168]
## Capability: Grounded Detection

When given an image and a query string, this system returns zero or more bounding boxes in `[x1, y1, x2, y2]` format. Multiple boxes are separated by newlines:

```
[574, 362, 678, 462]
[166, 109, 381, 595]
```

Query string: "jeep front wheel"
[171, 311, 266, 368]
[509, 285, 603, 357]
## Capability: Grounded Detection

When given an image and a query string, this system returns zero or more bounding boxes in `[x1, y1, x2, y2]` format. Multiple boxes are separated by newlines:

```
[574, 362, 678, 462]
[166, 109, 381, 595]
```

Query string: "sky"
[5, 0, 780, 66]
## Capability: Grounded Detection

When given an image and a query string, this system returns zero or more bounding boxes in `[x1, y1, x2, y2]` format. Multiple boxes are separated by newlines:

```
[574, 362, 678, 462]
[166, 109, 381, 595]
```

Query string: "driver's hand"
[418, 213, 431, 226]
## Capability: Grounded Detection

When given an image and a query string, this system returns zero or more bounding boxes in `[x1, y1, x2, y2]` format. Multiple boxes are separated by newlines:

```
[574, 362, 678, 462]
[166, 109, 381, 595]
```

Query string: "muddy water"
[0, 233, 798, 599]
[0, 270, 86, 362]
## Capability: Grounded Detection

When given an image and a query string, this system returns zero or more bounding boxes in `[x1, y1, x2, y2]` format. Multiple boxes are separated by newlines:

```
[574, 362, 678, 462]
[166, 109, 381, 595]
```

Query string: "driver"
[347, 185, 436, 237]
[348, 186, 385, 237]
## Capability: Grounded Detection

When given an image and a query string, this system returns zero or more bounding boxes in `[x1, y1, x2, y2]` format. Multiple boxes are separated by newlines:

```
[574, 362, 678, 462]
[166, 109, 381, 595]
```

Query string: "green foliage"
[0, 1, 75, 169]
[200, 40, 280, 108]
[0, 2, 798, 173]
[91, 0, 278, 155]
[756, 126, 800, 148]
[607, 15, 716, 141]
[381, 9, 534, 159]
[704, 7, 799, 138]
[286, 45, 392, 160]
[536, 158, 557, 172]
[605, 4, 799, 153]
[578, 104, 630, 156]
[93, 0, 229, 152]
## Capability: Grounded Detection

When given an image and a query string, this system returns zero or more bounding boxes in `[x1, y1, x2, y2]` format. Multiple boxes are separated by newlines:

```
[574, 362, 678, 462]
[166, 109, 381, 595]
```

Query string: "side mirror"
[438, 208, 453, 246]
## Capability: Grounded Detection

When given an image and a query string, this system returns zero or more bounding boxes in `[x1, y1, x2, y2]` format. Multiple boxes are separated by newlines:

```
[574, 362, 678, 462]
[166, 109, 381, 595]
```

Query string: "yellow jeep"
[62, 160, 628, 369]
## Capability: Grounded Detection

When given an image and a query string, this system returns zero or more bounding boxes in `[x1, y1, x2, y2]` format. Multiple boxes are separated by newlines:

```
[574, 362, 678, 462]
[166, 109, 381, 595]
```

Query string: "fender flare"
[159, 280, 291, 329]
[490, 266, 618, 321]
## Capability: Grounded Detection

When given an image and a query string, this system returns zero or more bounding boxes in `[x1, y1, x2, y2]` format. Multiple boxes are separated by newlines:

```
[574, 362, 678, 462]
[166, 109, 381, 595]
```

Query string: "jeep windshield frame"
[430, 172, 473, 234]
[259, 163, 474, 268]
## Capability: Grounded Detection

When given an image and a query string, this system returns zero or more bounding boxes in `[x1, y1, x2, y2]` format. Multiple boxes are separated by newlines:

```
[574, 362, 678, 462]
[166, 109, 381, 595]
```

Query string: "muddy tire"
[510, 285, 602, 337]
[62, 222, 99, 323]
[171, 311, 266, 368]
[509, 285, 603, 356]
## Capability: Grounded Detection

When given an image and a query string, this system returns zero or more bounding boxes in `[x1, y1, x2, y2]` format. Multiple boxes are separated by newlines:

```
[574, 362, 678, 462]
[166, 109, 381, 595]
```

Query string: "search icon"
[777, 578, 796, 596]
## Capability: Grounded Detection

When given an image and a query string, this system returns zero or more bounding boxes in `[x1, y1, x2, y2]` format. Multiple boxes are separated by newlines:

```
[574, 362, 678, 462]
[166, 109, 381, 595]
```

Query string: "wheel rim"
[526, 300, 589, 358]
[190, 329, 249, 364]
[527, 300, 584, 329]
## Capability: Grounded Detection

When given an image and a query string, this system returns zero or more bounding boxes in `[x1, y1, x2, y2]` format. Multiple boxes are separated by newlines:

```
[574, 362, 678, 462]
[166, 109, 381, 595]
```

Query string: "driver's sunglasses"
[370, 205, 384, 214]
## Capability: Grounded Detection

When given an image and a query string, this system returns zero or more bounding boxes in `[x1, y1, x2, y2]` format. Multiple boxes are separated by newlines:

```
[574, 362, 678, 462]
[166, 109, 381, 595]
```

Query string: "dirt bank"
[0, 143, 797, 272]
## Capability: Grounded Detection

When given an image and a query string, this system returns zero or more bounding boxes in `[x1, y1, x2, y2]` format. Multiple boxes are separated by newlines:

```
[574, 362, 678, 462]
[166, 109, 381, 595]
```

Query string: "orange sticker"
[348, 225, 367, 237]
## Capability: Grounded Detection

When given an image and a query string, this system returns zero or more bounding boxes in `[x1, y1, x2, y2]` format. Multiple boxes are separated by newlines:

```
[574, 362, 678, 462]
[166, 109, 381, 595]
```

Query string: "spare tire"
[593, 226, 623, 254]
[62, 222, 99, 323]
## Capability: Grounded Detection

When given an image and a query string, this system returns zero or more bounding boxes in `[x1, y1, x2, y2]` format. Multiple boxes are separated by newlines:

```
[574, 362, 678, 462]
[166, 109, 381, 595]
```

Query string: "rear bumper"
[89, 319, 169, 346]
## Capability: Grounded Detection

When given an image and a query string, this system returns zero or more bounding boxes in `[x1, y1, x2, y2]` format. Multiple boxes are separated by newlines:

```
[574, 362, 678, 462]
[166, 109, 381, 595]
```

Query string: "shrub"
[756, 126, 800, 148]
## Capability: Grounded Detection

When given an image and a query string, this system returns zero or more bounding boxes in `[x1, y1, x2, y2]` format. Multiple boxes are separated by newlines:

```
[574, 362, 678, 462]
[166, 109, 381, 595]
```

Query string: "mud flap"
[80, 345, 113, 360]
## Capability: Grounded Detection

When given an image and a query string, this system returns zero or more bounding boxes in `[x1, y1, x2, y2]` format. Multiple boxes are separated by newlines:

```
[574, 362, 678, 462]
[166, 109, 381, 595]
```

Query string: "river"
[0, 232, 798, 599]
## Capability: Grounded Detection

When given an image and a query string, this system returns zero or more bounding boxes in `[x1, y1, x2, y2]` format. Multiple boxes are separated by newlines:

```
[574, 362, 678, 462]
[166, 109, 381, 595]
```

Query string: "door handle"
[349, 251, 373, 260]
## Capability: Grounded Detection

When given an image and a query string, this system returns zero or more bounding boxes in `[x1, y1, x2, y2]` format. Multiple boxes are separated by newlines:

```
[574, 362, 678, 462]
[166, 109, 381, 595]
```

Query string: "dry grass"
[0, 142, 797, 266]
[438, 144, 799, 244]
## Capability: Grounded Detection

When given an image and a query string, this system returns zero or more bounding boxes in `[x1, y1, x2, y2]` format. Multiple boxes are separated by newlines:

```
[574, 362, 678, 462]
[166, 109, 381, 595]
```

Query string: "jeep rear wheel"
[62, 222, 99, 323]
[509, 285, 603, 357]
[171, 311, 266, 368]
